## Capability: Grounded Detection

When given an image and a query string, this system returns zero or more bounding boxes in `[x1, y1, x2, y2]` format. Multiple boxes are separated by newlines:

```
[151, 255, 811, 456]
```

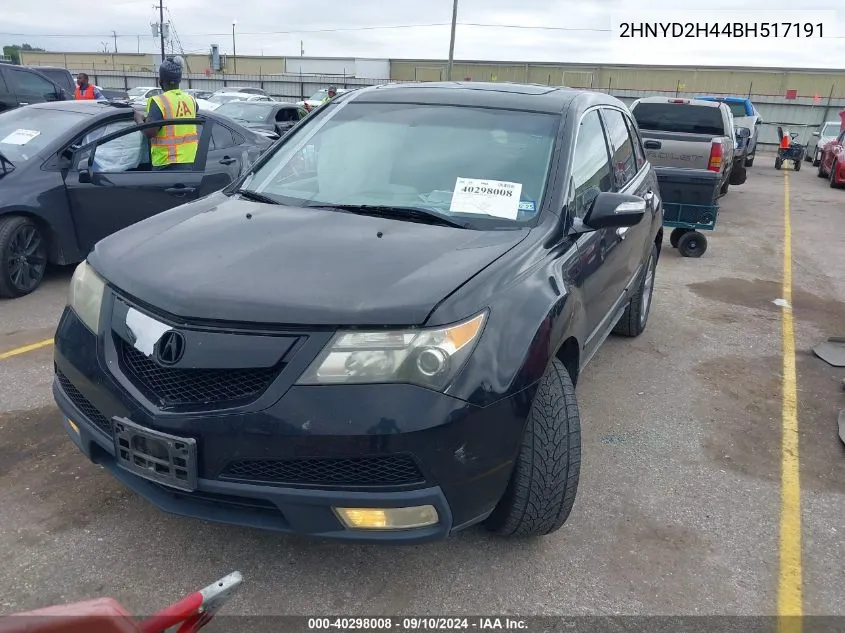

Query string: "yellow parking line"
[0, 338, 53, 360]
[777, 171, 802, 633]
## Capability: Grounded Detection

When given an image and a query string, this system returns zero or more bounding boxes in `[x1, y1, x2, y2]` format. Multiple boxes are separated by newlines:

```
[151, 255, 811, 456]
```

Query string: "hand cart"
[0, 572, 243, 633]
[663, 202, 719, 258]
[775, 129, 805, 171]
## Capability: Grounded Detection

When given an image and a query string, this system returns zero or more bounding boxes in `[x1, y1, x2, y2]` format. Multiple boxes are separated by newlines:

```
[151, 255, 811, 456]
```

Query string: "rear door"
[5, 67, 62, 107]
[64, 119, 209, 253]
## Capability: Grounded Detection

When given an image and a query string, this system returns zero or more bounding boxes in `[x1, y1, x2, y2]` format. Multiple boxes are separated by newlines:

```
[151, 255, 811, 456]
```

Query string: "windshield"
[0, 107, 88, 162]
[632, 102, 725, 136]
[241, 102, 559, 229]
[216, 102, 274, 123]
[821, 123, 839, 137]
[127, 87, 151, 97]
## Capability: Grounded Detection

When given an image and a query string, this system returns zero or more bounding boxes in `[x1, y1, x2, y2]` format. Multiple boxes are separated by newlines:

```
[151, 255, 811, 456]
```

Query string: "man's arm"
[93, 86, 105, 100]
[139, 99, 164, 139]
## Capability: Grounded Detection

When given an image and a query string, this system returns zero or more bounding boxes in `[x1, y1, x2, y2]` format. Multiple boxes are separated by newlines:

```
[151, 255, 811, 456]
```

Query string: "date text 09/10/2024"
[307, 617, 530, 631]
[618, 22, 824, 38]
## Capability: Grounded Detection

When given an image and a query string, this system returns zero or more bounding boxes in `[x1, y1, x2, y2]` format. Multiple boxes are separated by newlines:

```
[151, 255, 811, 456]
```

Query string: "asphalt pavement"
[0, 154, 843, 621]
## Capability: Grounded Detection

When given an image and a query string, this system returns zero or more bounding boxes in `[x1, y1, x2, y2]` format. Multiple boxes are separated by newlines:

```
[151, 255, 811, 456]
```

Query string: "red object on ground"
[0, 599, 138, 633]
[0, 572, 242, 633]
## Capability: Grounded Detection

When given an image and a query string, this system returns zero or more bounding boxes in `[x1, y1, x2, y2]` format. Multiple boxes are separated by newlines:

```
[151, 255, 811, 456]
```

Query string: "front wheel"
[669, 228, 690, 248]
[831, 160, 841, 189]
[775, 157, 783, 170]
[613, 243, 658, 338]
[678, 231, 707, 258]
[745, 153, 755, 167]
[794, 159, 801, 172]
[818, 160, 827, 178]
[0, 215, 48, 299]
[485, 358, 581, 538]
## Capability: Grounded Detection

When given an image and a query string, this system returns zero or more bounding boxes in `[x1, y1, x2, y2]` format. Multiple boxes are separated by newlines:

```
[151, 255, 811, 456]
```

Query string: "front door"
[64, 121, 208, 253]
[599, 106, 658, 293]
[568, 108, 630, 357]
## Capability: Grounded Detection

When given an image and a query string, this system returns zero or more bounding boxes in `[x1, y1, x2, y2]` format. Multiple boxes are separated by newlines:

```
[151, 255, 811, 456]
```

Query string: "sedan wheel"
[0, 216, 48, 298]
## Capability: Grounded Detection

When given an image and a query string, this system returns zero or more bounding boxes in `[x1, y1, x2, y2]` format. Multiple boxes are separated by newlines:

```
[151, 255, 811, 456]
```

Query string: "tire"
[745, 154, 755, 167]
[831, 160, 840, 189]
[669, 228, 690, 248]
[719, 180, 730, 196]
[818, 160, 827, 178]
[485, 358, 581, 538]
[612, 243, 658, 338]
[677, 231, 707, 258]
[0, 215, 48, 299]
[794, 159, 801, 172]
[812, 151, 820, 167]
[775, 157, 782, 170]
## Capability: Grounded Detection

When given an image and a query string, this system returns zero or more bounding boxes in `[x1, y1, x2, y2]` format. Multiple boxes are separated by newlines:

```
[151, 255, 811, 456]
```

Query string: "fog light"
[67, 419, 80, 435]
[334, 505, 439, 530]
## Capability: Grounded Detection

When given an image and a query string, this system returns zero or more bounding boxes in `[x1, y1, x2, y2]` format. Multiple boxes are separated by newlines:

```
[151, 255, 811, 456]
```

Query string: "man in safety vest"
[321, 86, 337, 105]
[75, 73, 104, 100]
[134, 58, 198, 171]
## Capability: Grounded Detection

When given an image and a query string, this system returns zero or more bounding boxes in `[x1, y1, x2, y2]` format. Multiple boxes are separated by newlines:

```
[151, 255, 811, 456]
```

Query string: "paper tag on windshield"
[1, 129, 40, 146]
[449, 178, 522, 220]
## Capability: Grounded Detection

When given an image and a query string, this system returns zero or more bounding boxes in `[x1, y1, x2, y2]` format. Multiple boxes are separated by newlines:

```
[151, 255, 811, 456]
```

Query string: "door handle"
[643, 190, 657, 208]
[616, 227, 629, 239]
[219, 156, 236, 165]
[643, 140, 661, 150]
[165, 186, 197, 196]
[19, 102, 29, 106]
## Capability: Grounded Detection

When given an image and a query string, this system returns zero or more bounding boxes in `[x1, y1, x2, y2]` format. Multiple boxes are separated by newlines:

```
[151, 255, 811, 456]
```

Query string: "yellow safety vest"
[147, 90, 199, 167]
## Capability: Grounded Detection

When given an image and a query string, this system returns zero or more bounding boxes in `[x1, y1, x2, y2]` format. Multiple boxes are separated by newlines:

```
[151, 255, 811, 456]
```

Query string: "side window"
[210, 122, 238, 150]
[569, 110, 612, 219]
[601, 108, 637, 190]
[623, 113, 646, 170]
[276, 108, 299, 123]
[298, 108, 308, 120]
[8, 68, 56, 99]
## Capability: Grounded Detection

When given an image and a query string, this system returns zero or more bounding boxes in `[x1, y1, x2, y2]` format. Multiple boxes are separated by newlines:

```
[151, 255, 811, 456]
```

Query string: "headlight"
[297, 312, 486, 390]
[68, 261, 106, 333]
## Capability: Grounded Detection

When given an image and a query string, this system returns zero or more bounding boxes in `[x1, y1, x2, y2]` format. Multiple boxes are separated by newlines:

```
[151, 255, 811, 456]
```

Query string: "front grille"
[117, 339, 282, 408]
[220, 454, 425, 487]
[56, 371, 112, 436]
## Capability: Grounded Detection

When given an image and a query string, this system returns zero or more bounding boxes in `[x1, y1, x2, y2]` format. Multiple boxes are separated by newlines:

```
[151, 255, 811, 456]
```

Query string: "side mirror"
[581, 192, 646, 231]
[77, 157, 92, 183]
[736, 127, 751, 139]
[812, 131, 820, 137]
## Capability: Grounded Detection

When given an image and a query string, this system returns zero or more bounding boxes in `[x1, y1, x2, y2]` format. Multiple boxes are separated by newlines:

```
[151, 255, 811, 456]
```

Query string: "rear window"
[725, 102, 748, 117]
[631, 103, 725, 136]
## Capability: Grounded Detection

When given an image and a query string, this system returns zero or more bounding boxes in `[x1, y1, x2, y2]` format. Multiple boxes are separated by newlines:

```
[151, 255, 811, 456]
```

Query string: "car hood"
[89, 193, 530, 326]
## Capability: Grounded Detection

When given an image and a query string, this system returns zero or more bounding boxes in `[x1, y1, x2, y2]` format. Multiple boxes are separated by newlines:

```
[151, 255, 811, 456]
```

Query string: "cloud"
[2, 0, 843, 68]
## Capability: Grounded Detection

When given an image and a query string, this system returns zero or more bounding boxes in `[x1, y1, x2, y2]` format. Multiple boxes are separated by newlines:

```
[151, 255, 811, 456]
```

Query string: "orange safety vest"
[75, 85, 96, 100]
[147, 90, 199, 167]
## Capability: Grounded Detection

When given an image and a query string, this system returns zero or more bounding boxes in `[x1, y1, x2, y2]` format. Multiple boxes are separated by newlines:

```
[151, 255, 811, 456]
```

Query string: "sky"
[2, 0, 843, 68]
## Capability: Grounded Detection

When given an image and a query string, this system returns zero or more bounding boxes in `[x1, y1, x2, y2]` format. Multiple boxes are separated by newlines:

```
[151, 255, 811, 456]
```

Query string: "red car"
[817, 128, 845, 188]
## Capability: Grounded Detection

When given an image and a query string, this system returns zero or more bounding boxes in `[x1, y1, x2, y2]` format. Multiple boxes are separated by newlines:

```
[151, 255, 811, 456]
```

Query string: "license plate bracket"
[113, 417, 198, 492]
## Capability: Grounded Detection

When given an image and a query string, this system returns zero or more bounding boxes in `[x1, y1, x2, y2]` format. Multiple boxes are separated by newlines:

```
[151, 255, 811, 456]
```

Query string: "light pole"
[232, 20, 238, 74]
[446, 0, 458, 81]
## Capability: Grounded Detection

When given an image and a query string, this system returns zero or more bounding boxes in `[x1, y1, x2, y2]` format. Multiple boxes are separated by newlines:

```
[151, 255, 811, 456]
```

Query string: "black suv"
[0, 64, 70, 113]
[53, 82, 663, 543]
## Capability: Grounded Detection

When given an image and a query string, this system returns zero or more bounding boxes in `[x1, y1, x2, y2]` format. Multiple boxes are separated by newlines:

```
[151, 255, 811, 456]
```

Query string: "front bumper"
[53, 302, 526, 544]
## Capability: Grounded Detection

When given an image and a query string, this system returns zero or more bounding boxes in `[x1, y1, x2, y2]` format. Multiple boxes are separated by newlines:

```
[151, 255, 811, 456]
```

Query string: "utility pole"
[446, 0, 458, 81]
[158, 0, 165, 63]
[137, 35, 140, 54]
[112, 30, 118, 53]
[300, 40, 304, 56]
[232, 20, 237, 74]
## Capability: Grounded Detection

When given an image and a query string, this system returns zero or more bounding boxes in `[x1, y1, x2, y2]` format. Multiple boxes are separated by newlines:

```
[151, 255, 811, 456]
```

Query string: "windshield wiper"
[233, 188, 281, 205]
[305, 204, 470, 229]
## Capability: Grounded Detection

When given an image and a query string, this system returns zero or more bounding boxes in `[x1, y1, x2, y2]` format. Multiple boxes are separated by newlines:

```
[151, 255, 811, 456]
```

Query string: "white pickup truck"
[629, 97, 749, 205]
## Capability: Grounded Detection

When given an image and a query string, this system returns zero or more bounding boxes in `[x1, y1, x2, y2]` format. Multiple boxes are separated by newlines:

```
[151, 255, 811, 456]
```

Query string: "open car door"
[63, 118, 211, 254]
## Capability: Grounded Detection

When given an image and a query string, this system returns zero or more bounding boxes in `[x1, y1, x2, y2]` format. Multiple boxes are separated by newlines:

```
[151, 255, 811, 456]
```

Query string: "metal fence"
[75, 69, 392, 101]
[65, 69, 845, 147]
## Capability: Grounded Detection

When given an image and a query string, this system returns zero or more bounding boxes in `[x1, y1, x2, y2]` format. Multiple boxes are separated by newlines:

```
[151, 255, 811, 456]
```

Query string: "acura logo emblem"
[155, 331, 185, 365]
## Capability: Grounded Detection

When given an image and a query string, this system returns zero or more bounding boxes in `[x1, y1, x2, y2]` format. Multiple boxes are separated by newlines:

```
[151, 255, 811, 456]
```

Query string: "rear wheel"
[818, 159, 827, 178]
[831, 160, 841, 189]
[0, 215, 48, 299]
[745, 153, 755, 167]
[719, 180, 730, 196]
[485, 358, 581, 538]
[613, 243, 657, 338]
[794, 159, 801, 172]
[669, 228, 690, 248]
[775, 157, 783, 170]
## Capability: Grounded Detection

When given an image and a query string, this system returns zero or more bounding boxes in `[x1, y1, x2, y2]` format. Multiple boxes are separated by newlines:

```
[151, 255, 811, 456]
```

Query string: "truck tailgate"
[639, 130, 717, 171]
